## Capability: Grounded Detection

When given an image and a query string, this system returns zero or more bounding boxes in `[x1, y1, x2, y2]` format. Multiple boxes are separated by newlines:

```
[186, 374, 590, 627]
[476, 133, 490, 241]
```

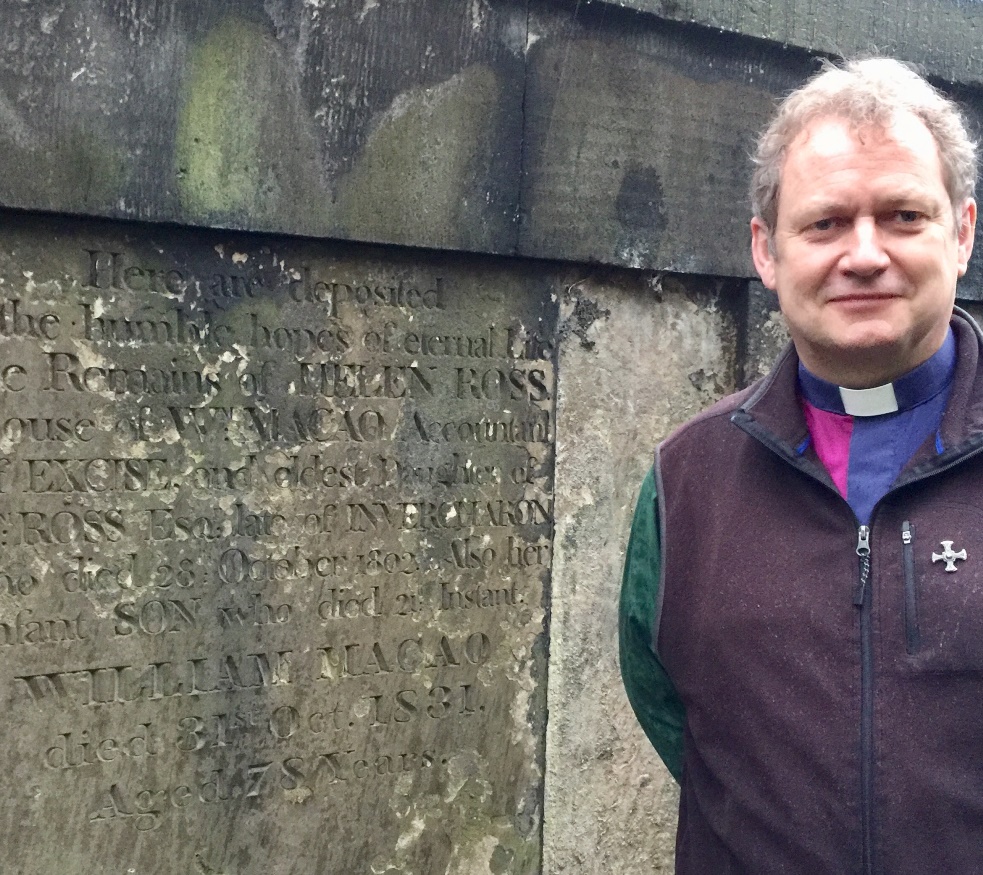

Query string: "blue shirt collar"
[798, 328, 956, 417]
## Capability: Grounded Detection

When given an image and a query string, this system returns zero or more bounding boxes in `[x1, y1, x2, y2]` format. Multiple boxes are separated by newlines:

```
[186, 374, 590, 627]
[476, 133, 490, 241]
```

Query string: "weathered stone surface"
[743, 281, 789, 386]
[521, 5, 813, 276]
[0, 0, 525, 253]
[520, 4, 983, 287]
[545, 270, 739, 873]
[0, 210, 553, 874]
[6, 0, 983, 285]
[600, 0, 983, 87]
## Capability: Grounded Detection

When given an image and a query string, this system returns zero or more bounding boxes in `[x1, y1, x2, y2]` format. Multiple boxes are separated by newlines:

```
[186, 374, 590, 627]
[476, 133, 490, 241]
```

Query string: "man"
[620, 58, 983, 873]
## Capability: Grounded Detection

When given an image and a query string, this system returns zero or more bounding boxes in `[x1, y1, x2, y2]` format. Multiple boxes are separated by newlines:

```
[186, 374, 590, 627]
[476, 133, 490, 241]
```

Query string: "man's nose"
[841, 219, 890, 276]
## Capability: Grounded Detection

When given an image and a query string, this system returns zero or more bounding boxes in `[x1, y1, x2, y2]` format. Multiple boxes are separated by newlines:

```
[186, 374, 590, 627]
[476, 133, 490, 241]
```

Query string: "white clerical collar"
[839, 383, 899, 416]
[798, 329, 957, 418]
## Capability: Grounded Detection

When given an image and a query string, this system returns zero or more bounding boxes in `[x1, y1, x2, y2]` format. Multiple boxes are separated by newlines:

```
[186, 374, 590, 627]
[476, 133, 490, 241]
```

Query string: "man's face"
[750, 112, 977, 387]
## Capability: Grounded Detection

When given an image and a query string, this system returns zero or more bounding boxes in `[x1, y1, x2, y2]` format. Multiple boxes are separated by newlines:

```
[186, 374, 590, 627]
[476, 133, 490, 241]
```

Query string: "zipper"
[855, 524, 874, 875]
[732, 414, 881, 873]
[730, 412, 983, 874]
[902, 521, 919, 653]
[854, 525, 871, 606]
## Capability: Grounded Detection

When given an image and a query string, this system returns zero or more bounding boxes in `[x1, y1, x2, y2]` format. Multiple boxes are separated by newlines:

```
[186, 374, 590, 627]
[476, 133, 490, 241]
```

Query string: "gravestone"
[0, 211, 554, 874]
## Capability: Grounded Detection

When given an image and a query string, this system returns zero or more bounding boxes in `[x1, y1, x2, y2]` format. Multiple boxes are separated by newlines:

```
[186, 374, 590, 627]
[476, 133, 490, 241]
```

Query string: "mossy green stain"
[441, 803, 540, 875]
[489, 833, 538, 874]
[337, 65, 502, 248]
[176, 17, 272, 217]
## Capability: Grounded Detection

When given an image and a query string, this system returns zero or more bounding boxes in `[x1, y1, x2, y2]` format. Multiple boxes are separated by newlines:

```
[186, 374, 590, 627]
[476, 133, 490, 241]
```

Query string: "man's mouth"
[828, 292, 901, 304]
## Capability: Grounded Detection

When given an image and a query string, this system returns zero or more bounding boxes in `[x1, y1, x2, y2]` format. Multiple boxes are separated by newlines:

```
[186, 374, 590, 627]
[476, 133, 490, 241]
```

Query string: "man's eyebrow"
[797, 188, 945, 215]
[901, 191, 949, 205]
[791, 198, 846, 218]
[803, 199, 841, 212]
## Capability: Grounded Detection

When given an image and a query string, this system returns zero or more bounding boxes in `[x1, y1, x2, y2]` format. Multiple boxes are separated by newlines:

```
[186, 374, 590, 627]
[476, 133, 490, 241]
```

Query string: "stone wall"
[1, 1, 982, 872]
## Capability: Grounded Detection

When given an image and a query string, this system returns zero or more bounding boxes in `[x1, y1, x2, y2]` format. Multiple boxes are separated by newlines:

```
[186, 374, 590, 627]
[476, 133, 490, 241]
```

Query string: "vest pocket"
[902, 520, 919, 654]
[901, 503, 983, 671]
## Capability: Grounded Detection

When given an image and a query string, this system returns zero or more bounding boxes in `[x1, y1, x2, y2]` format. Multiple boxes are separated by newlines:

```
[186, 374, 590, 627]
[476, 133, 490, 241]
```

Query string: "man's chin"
[819, 331, 934, 386]
[828, 318, 908, 356]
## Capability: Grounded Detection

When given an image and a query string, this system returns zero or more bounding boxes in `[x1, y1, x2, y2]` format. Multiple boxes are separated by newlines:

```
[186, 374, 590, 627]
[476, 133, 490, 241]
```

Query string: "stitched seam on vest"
[895, 432, 983, 488]
[653, 444, 668, 661]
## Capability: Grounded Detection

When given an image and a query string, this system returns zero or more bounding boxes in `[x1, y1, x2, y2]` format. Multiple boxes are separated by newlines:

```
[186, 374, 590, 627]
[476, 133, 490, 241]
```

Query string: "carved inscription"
[0, 215, 553, 873]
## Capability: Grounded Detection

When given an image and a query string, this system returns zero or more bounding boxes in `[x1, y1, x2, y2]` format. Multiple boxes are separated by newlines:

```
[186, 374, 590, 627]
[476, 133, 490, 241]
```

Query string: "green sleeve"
[619, 466, 686, 782]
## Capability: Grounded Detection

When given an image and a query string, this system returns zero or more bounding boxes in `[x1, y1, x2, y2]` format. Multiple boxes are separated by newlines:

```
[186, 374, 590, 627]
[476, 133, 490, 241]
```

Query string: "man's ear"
[750, 217, 777, 290]
[956, 198, 977, 278]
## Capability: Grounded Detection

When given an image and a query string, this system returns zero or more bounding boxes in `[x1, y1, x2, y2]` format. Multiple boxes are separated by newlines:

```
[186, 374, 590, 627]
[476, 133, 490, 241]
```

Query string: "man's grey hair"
[751, 57, 978, 233]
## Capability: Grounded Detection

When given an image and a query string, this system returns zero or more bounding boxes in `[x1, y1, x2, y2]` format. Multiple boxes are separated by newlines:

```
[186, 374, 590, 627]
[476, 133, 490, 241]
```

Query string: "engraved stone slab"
[0, 212, 554, 874]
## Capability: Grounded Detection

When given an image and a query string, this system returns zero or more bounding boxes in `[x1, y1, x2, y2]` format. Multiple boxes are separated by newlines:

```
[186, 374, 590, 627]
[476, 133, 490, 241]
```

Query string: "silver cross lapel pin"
[932, 540, 968, 573]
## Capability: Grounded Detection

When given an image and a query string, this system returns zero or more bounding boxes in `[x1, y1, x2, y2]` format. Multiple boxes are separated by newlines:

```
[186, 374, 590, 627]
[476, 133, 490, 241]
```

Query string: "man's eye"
[812, 218, 836, 231]
[896, 210, 921, 223]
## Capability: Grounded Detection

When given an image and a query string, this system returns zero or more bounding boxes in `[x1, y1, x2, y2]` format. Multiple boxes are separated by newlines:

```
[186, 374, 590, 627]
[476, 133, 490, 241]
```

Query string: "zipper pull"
[856, 525, 871, 555]
[854, 525, 871, 607]
[902, 521, 912, 545]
